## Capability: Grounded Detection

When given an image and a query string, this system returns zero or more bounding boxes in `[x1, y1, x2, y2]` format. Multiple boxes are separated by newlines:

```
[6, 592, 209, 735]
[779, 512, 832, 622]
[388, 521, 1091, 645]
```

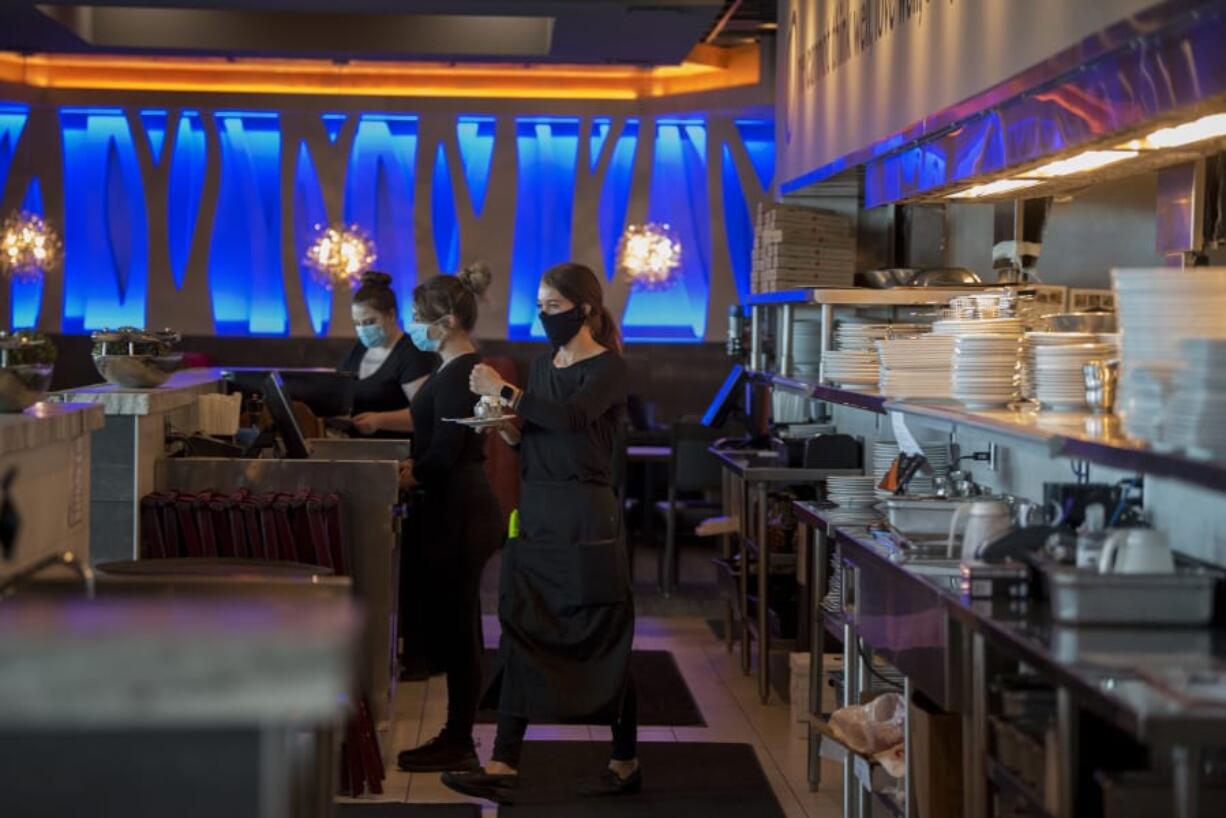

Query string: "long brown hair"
[542, 262, 622, 352]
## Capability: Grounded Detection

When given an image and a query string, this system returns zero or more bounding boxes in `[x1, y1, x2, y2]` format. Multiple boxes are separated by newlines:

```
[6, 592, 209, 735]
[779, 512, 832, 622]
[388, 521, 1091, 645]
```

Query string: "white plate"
[443, 414, 518, 428]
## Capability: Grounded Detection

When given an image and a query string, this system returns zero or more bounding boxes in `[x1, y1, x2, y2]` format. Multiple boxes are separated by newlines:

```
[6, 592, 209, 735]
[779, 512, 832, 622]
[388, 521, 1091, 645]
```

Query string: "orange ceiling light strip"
[0, 44, 759, 100]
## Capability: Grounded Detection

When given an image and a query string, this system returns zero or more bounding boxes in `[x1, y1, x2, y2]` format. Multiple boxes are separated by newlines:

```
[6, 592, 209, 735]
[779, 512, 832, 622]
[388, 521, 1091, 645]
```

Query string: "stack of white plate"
[1113, 268, 1226, 443]
[871, 440, 951, 497]
[835, 321, 930, 352]
[952, 335, 1020, 409]
[876, 335, 956, 399]
[821, 350, 880, 390]
[1032, 342, 1115, 411]
[1021, 332, 1098, 400]
[933, 317, 1025, 337]
[1165, 338, 1226, 459]
[824, 476, 878, 508]
[793, 319, 824, 373]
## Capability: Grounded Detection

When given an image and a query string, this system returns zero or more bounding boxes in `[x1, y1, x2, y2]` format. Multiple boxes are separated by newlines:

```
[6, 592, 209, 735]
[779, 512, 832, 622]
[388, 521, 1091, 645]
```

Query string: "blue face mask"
[407, 321, 441, 353]
[356, 323, 388, 349]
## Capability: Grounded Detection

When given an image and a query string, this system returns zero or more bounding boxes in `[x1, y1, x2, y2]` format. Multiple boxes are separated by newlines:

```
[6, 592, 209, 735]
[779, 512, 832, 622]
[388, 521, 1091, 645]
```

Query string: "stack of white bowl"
[876, 335, 956, 399]
[1032, 342, 1116, 411]
[792, 318, 824, 380]
[824, 321, 932, 391]
[952, 335, 1021, 409]
[824, 476, 879, 508]
[835, 321, 930, 351]
[821, 350, 880, 390]
[1112, 268, 1226, 444]
[1021, 332, 1097, 399]
[1164, 338, 1226, 459]
[871, 440, 951, 498]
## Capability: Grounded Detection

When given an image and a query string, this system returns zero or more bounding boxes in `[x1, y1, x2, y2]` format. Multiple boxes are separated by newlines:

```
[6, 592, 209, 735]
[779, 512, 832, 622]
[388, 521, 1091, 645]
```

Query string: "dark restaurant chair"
[653, 419, 725, 593]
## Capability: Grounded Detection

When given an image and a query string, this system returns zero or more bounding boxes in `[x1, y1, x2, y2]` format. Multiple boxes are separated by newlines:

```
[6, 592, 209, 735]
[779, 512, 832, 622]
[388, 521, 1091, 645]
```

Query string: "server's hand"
[398, 459, 418, 488]
[353, 412, 382, 435]
[469, 363, 504, 396]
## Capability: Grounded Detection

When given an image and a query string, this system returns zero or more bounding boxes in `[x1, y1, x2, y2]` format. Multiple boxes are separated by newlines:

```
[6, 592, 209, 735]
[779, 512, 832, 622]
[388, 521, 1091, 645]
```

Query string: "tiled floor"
[342, 614, 846, 817]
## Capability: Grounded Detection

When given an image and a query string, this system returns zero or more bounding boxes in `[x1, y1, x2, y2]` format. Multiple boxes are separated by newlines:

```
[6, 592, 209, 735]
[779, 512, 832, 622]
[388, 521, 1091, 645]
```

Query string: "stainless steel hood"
[860, 0, 1226, 207]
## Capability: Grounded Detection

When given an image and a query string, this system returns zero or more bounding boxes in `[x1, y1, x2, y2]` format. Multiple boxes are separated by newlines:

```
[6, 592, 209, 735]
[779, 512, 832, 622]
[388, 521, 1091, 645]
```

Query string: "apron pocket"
[570, 539, 625, 606]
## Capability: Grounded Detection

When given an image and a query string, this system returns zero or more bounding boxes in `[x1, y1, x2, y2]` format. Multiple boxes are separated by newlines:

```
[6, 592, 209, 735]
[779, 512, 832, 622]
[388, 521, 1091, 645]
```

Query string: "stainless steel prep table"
[794, 499, 1226, 818]
[710, 447, 860, 702]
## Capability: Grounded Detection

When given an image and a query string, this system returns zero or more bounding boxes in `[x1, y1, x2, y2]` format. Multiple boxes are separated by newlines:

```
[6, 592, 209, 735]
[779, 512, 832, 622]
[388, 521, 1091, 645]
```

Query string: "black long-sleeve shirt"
[517, 350, 627, 486]
[409, 353, 486, 485]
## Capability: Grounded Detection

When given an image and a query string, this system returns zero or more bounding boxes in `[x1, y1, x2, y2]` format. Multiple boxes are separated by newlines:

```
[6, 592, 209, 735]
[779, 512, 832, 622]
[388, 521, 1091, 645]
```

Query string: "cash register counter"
[793, 501, 1226, 818]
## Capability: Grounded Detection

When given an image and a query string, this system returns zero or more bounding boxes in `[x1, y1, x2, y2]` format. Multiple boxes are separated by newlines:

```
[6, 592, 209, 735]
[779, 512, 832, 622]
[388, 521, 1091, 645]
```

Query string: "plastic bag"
[828, 692, 906, 755]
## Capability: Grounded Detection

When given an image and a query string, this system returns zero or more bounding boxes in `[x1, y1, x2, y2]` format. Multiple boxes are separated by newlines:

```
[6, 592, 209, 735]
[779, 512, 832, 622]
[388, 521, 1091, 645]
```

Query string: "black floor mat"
[476, 649, 704, 727]
[335, 802, 479, 817]
[502, 741, 787, 817]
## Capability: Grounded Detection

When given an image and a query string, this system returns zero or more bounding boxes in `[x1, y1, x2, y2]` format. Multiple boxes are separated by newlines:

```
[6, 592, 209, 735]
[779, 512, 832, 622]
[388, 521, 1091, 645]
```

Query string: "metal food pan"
[1047, 568, 1217, 626]
[880, 498, 963, 536]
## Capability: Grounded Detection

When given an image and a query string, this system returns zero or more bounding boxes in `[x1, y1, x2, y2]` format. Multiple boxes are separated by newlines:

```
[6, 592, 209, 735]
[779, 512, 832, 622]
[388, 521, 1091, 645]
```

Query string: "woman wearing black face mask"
[443, 262, 636, 804]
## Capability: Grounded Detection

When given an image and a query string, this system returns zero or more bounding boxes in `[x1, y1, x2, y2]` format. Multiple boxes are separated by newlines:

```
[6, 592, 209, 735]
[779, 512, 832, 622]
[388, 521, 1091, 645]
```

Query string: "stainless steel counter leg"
[969, 632, 989, 818]
[756, 481, 771, 703]
[1056, 687, 1079, 818]
[739, 476, 751, 674]
[780, 304, 794, 378]
[807, 524, 830, 791]
[842, 564, 859, 818]
[1173, 744, 1201, 818]
[722, 469, 734, 653]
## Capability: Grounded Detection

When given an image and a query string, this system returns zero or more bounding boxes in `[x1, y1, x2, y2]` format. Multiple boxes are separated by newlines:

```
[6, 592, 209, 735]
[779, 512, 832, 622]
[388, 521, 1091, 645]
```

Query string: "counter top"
[746, 287, 984, 306]
[0, 596, 358, 727]
[710, 446, 862, 482]
[793, 500, 1226, 747]
[53, 368, 224, 416]
[0, 401, 105, 457]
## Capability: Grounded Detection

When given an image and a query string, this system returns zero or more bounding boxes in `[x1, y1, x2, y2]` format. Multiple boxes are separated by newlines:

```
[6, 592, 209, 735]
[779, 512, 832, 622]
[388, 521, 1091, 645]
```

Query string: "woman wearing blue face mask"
[338, 271, 438, 437]
[395, 262, 502, 773]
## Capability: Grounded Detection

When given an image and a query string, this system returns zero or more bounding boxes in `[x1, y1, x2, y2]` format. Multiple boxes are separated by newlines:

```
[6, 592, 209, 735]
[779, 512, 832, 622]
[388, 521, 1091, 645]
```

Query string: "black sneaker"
[577, 765, 643, 797]
[440, 768, 519, 804]
[396, 733, 479, 772]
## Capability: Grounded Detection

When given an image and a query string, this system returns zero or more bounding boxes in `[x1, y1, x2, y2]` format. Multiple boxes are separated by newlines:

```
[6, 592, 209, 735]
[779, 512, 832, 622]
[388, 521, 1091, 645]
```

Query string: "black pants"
[490, 679, 638, 767]
[438, 558, 485, 738]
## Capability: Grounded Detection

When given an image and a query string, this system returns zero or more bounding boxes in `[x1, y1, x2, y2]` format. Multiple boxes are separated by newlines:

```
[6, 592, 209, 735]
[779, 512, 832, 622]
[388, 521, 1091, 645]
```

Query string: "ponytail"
[590, 305, 622, 353]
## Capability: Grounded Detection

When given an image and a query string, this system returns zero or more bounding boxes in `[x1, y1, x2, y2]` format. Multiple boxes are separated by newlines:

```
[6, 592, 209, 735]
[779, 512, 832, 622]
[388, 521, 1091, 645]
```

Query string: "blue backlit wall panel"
[60, 108, 149, 332]
[0, 104, 29, 194]
[722, 144, 753, 305]
[209, 111, 285, 335]
[456, 115, 495, 217]
[11, 178, 43, 329]
[344, 114, 418, 326]
[2, 98, 771, 340]
[140, 109, 168, 164]
[167, 110, 206, 290]
[622, 119, 710, 342]
[596, 119, 639, 281]
[293, 140, 332, 336]
[508, 117, 580, 340]
[431, 143, 460, 274]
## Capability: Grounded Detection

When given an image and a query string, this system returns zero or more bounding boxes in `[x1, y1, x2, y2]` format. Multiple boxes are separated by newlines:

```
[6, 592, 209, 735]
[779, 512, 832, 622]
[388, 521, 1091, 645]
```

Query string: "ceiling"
[0, 1, 772, 66]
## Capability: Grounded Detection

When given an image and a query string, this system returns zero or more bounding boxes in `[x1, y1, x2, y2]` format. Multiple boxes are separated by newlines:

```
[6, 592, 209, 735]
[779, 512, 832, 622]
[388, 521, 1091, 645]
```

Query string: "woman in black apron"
[395, 265, 502, 772]
[442, 262, 638, 804]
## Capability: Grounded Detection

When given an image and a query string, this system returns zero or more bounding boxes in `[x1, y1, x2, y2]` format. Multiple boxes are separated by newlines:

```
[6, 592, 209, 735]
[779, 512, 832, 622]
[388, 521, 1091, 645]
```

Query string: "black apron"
[484, 480, 633, 722]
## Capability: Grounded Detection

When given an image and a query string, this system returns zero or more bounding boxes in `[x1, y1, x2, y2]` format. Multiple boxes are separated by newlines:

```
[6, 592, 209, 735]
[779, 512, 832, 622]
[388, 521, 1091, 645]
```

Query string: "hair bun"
[360, 270, 393, 289]
[457, 261, 493, 298]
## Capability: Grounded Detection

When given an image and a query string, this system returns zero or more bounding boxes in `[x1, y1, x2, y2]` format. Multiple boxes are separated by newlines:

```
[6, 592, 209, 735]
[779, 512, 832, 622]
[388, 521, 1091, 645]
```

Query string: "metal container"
[1044, 311, 1118, 333]
[1083, 359, 1119, 415]
[0, 364, 54, 411]
[881, 497, 964, 536]
[1047, 568, 1217, 625]
[92, 354, 183, 388]
[908, 267, 982, 287]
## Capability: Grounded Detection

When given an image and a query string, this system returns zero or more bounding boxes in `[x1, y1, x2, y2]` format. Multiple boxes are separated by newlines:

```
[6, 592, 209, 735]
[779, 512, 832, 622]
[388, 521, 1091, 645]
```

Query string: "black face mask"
[539, 307, 586, 348]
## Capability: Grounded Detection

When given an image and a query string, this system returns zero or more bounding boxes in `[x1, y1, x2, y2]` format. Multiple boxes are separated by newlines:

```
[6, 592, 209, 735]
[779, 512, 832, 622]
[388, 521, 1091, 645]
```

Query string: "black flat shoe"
[577, 766, 643, 798]
[396, 733, 479, 772]
[440, 768, 519, 804]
